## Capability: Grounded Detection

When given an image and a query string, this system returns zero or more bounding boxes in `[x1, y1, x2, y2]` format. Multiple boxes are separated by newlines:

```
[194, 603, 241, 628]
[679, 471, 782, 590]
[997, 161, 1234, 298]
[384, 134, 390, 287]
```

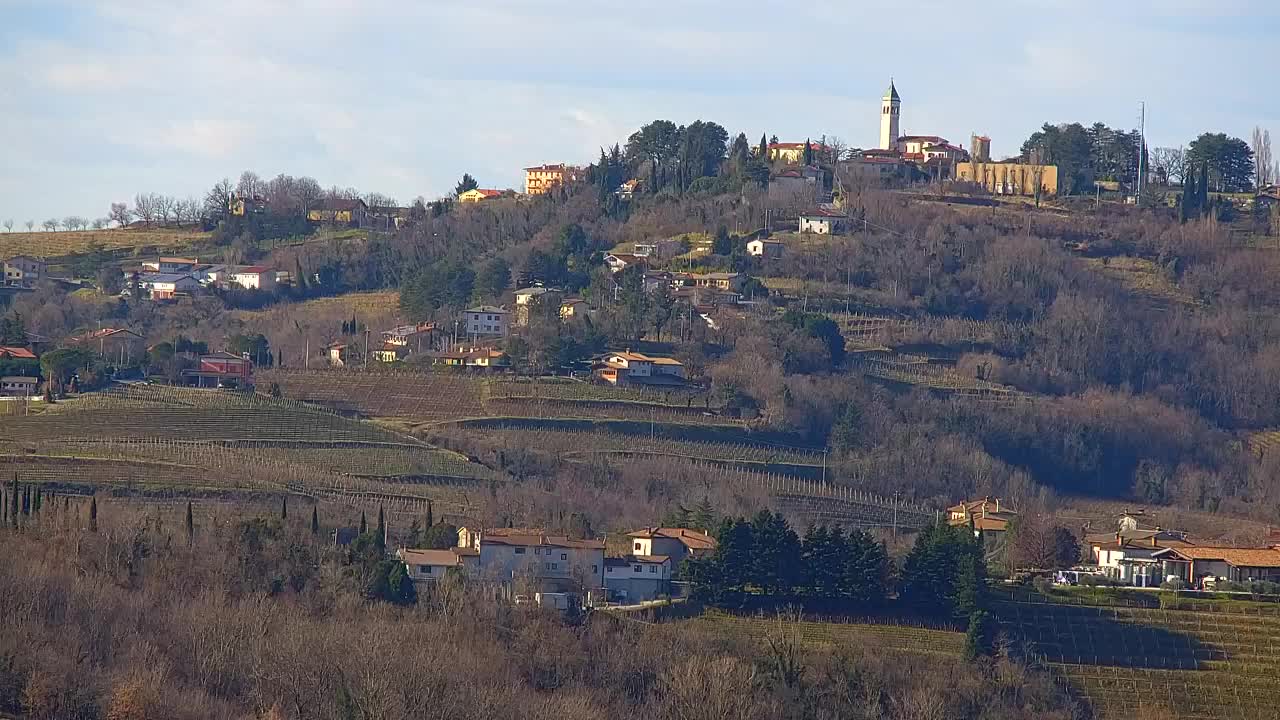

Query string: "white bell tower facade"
[879, 80, 901, 151]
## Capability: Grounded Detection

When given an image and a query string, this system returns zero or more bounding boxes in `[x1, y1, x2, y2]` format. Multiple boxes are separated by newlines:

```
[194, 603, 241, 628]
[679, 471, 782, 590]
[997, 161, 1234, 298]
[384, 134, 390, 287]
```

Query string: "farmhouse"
[593, 351, 686, 386]
[228, 266, 277, 291]
[463, 306, 510, 337]
[397, 547, 478, 583]
[472, 529, 605, 594]
[0, 346, 37, 361]
[326, 342, 352, 367]
[308, 198, 368, 225]
[604, 253, 643, 273]
[135, 273, 200, 300]
[181, 352, 253, 389]
[687, 272, 745, 293]
[3, 256, 46, 287]
[1087, 527, 1194, 588]
[381, 322, 434, 350]
[627, 527, 717, 566]
[559, 297, 589, 320]
[947, 497, 1017, 538]
[1153, 546, 1280, 587]
[371, 342, 409, 363]
[747, 238, 785, 259]
[0, 376, 38, 397]
[798, 209, 849, 235]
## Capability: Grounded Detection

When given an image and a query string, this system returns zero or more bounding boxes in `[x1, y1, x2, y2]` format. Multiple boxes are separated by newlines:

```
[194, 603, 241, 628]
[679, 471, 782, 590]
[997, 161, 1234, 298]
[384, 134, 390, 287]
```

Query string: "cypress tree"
[376, 505, 386, 551]
[1181, 170, 1196, 222]
[1199, 161, 1210, 212]
[425, 499, 434, 529]
[359, 510, 367, 535]
[21, 486, 29, 516]
[185, 501, 194, 546]
[8, 477, 17, 528]
[758, 133, 769, 159]
[802, 138, 813, 166]
[33, 487, 41, 514]
[1, 487, 6, 524]
[89, 497, 98, 532]
[311, 505, 319, 536]
[281, 496, 288, 521]
[964, 610, 996, 659]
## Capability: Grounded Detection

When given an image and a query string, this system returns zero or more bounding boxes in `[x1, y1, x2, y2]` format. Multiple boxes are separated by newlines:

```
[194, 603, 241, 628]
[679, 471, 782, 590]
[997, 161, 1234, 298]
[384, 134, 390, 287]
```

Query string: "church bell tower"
[880, 80, 901, 151]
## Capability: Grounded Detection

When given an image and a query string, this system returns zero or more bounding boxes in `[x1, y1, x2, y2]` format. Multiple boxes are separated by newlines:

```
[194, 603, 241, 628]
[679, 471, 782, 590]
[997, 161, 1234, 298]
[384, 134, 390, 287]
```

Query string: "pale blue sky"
[1, 0, 1277, 223]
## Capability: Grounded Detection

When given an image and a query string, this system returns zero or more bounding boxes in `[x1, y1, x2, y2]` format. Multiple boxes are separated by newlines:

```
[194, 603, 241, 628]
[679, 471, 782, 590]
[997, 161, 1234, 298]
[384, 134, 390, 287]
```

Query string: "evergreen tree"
[281, 496, 288, 521]
[845, 529, 890, 605]
[758, 133, 769, 159]
[185, 501, 194, 546]
[359, 510, 367, 535]
[690, 497, 715, 531]
[426, 499, 434, 529]
[386, 561, 418, 606]
[964, 610, 996, 659]
[311, 505, 319, 536]
[8, 477, 17, 528]
[802, 138, 814, 166]
[294, 257, 308, 294]
[800, 525, 830, 596]
[376, 505, 386, 551]
[1181, 169, 1197, 222]
[89, 496, 98, 532]
[32, 486, 41, 514]
[1198, 161, 1210, 213]
[751, 510, 801, 595]
[712, 225, 733, 256]
[21, 486, 29, 516]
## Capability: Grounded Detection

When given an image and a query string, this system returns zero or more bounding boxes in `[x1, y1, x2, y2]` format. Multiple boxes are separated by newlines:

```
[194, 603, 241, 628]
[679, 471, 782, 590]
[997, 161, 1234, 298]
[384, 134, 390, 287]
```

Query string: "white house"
[1152, 546, 1280, 588]
[1085, 513, 1194, 587]
[472, 529, 605, 594]
[397, 547, 479, 584]
[593, 351, 686, 386]
[627, 527, 717, 567]
[604, 253, 643, 273]
[229, 265, 276, 291]
[798, 210, 848, 235]
[141, 256, 199, 274]
[193, 264, 227, 286]
[463, 306, 510, 337]
[604, 555, 674, 603]
[747, 239, 785, 259]
[381, 322, 434, 350]
[0, 376, 39, 397]
[135, 273, 200, 300]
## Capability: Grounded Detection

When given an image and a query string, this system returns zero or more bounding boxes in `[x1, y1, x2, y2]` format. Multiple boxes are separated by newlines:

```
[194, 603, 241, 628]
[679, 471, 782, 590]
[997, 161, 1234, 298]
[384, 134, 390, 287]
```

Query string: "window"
[551, 563, 558, 570]
[560, 553, 567, 561]
[515, 547, 526, 555]
[419, 565, 431, 574]
[649, 566, 657, 574]
[592, 564, 598, 574]
[633, 565, 643, 573]
[634, 541, 643, 552]
[533, 548, 541, 555]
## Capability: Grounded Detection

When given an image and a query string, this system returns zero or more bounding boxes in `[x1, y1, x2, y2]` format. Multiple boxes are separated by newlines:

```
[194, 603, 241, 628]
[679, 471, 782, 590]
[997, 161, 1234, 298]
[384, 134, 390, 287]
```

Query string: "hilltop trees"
[454, 173, 479, 197]
[899, 521, 986, 620]
[1254, 127, 1275, 189]
[1187, 132, 1255, 192]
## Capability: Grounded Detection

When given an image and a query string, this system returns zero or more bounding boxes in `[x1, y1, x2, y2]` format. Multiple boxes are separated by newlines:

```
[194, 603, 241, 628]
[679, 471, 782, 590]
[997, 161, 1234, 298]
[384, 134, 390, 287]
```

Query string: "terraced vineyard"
[688, 611, 964, 657]
[999, 599, 1280, 719]
[258, 370, 740, 426]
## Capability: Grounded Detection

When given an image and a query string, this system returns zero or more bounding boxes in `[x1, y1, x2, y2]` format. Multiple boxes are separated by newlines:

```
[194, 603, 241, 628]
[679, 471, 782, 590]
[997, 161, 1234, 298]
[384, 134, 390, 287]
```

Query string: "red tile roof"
[0, 346, 36, 359]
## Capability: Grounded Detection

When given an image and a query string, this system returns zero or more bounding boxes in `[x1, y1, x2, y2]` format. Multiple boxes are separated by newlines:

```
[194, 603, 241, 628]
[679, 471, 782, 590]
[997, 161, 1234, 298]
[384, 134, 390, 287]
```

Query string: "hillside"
[0, 227, 208, 258]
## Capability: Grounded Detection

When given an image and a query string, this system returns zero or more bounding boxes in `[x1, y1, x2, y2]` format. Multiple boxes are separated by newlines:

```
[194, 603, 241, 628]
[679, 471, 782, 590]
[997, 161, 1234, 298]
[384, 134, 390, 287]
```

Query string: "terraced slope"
[998, 600, 1280, 720]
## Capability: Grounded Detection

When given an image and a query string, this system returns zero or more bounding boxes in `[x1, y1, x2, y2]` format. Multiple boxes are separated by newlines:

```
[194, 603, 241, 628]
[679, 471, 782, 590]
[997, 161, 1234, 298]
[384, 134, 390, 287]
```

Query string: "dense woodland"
[0, 505, 1081, 720]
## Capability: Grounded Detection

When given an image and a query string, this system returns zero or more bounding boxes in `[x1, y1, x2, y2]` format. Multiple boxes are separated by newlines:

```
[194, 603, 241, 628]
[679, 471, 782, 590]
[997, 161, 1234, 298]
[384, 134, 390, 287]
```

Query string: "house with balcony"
[1153, 546, 1280, 588]
[593, 351, 686, 387]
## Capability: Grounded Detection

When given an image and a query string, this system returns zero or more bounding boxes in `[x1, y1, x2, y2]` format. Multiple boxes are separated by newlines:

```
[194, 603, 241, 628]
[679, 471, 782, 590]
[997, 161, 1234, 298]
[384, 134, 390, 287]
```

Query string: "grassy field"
[686, 610, 965, 656]
[0, 227, 209, 258]
[1082, 255, 1201, 309]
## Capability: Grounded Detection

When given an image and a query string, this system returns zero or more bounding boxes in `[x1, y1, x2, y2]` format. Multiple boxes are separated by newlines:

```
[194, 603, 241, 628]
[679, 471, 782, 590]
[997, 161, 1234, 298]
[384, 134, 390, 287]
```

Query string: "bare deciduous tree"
[1254, 127, 1274, 189]
[156, 195, 176, 225]
[109, 202, 133, 228]
[63, 216, 87, 231]
[236, 170, 264, 199]
[24, 220, 34, 232]
[2, 219, 12, 232]
[134, 193, 159, 227]
[91, 218, 106, 230]
[42, 218, 58, 232]
[1151, 146, 1186, 186]
[203, 179, 234, 218]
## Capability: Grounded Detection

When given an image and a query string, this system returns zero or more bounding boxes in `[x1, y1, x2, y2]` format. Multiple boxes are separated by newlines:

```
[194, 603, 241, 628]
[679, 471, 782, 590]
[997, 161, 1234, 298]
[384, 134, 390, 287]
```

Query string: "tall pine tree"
[376, 505, 386, 551]
[758, 133, 769, 160]
[311, 505, 320, 536]
[185, 501, 194, 546]
[89, 496, 98, 532]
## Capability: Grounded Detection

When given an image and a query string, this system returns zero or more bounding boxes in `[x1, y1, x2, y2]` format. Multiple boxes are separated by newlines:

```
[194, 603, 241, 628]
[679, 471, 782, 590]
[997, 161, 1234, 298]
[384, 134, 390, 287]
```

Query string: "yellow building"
[458, 188, 503, 203]
[954, 161, 1059, 197]
[307, 198, 368, 224]
[524, 164, 580, 195]
[767, 142, 832, 165]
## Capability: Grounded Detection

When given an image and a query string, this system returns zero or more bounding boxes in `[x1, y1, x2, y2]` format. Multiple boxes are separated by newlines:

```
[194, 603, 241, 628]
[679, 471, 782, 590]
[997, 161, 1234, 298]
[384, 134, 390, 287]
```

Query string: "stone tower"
[880, 80, 901, 151]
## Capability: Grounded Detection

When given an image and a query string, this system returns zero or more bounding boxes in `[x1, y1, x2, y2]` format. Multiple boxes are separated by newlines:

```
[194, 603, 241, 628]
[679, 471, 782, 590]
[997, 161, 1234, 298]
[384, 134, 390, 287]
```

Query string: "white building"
[798, 210, 848, 235]
[627, 527, 717, 567]
[229, 265, 276, 291]
[593, 351, 686, 386]
[135, 273, 200, 300]
[471, 529, 604, 594]
[879, 80, 901, 151]
[463, 306, 510, 337]
[1085, 514, 1193, 587]
[142, 257, 199, 274]
[604, 555, 673, 603]
[397, 547, 478, 583]
[747, 239, 785, 259]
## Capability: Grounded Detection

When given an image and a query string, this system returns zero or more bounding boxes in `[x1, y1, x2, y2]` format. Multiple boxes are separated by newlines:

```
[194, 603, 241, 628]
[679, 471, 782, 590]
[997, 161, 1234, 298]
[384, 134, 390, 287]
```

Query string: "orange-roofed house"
[627, 527, 717, 565]
[947, 497, 1017, 540]
[397, 547, 479, 584]
[593, 351, 686, 387]
[469, 528, 605, 594]
[457, 188, 504, 203]
[0, 346, 37, 361]
[1152, 545, 1280, 587]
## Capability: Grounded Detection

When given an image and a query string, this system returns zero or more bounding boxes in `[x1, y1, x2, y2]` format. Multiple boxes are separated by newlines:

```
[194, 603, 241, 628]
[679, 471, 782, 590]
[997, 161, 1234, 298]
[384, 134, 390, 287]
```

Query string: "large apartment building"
[524, 164, 581, 195]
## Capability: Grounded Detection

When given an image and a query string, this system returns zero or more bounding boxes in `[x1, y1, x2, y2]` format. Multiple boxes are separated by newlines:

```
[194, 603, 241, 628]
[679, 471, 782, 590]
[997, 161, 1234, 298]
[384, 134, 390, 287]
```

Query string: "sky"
[1, 0, 1277, 223]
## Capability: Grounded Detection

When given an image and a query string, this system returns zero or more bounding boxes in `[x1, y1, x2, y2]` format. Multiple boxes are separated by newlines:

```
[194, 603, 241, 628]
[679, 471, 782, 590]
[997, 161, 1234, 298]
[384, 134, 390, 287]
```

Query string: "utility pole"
[1136, 101, 1146, 206]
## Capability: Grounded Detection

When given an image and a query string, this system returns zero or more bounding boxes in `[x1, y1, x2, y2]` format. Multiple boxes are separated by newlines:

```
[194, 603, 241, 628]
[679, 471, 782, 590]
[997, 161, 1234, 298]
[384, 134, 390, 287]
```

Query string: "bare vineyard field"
[1000, 600, 1280, 720]
[488, 377, 716, 407]
[462, 426, 821, 466]
[0, 228, 209, 258]
[257, 369, 487, 419]
[231, 290, 398, 322]
[484, 397, 735, 425]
